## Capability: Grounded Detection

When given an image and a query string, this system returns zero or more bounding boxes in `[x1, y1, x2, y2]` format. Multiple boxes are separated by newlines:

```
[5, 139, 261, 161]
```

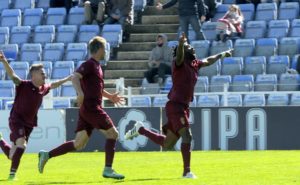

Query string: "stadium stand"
[221, 94, 243, 106]
[43, 43, 65, 62]
[46, 8, 66, 26]
[102, 24, 123, 48]
[1, 9, 22, 28]
[243, 94, 266, 106]
[9, 61, 29, 80]
[0, 27, 10, 45]
[233, 39, 255, 57]
[56, 25, 77, 44]
[244, 56, 266, 77]
[210, 40, 233, 56]
[51, 61, 74, 79]
[152, 96, 168, 107]
[33, 25, 56, 45]
[267, 55, 289, 77]
[255, 38, 278, 57]
[255, 74, 277, 91]
[255, 2, 277, 22]
[278, 2, 299, 21]
[65, 43, 87, 62]
[278, 73, 300, 91]
[68, 7, 85, 25]
[267, 19, 290, 38]
[197, 95, 220, 107]
[131, 96, 152, 107]
[230, 74, 254, 92]
[267, 93, 289, 106]
[191, 40, 210, 59]
[78, 25, 100, 43]
[209, 75, 232, 92]
[0, 44, 18, 61]
[10, 26, 31, 46]
[221, 57, 243, 76]
[245, 20, 267, 39]
[20, 43, 42, 62]
[23, 8, 44, 28]
[202, 22, 218, 41]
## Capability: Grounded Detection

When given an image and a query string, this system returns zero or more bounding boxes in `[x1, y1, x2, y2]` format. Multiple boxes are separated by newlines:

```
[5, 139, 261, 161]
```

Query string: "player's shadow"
[26, 181, 103, 185]
[113, 177, 179, 183]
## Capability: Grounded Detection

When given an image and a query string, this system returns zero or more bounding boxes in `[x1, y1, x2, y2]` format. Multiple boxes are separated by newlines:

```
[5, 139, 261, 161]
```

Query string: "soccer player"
[0, 51, 72, 180]
[125, 33, 233, 179]
[38, 36, 125, 180]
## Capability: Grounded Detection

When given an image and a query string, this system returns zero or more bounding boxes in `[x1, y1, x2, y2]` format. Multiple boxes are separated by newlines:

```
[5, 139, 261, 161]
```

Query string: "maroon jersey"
[10, 80, 51, 127]
[76, 58, 103, 111]
[168, 59, 204, 105]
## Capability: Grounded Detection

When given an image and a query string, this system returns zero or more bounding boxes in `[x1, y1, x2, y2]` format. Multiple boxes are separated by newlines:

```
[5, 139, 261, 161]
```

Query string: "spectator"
[144, 34, 173, 85]
[216, 4, 244, 42]
[204, 0, 217, 21]
[156, 0, 207, 43]
[236, 0, 261, 9]
[50, 0, 74, 13]
[79, 0, 107, 24]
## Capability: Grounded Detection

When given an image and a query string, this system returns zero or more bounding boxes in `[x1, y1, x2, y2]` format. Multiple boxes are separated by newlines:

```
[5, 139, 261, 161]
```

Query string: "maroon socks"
[49, 141, 76, 158]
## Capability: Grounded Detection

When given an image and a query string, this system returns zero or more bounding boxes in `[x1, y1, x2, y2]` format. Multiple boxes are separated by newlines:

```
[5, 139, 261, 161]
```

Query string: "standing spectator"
[144, 34, 173, 85]
[156, 0, 207, 42]
[204, 0, 217, 21]
[236, 0, 261, 9]
[50, 0, 74, 13]
[216, 4, 244, 42]
[80, 0, 107, 24]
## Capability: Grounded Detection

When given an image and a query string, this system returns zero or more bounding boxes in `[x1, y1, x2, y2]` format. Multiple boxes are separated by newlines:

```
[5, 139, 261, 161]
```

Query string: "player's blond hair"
[29, 63, 44, 75]
[89, 36, 106, 55]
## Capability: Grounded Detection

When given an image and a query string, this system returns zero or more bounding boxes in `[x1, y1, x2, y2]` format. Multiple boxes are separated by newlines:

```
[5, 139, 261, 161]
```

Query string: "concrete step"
[142, 15, 178, 24]
[117, 51, 150, 60]
[104, 69, 147, 79]
[118, 42, 156, 51]
[106, 60, 148, 70]
[128, 24, 179, 33]
[143, 6, 178, 15]
[129, 33, 178, 42]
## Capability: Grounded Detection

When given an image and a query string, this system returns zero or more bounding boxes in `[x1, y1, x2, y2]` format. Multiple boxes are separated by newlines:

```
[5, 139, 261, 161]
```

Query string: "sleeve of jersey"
[43, 84, 51, 96]
[76, 61, 91, 77]
[197, 60, 204, 70]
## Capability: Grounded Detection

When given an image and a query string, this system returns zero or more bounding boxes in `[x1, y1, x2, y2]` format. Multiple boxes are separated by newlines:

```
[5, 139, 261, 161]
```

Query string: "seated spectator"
[216, 4, 244, 42]
[80, 0, 107, 24]
[50, 0, 74, 13]
[103, 0, 133, 40]
[144, 34, 173, 85]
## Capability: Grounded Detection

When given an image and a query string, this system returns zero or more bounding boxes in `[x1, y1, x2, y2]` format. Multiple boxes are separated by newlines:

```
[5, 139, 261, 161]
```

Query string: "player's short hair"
[89, 36, 106, 55]
[29, 63, 44, 75]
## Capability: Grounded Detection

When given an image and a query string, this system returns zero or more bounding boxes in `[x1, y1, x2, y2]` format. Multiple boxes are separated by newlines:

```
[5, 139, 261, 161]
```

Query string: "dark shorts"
[9, 118, 33, 144]
[75, 108, 114, 136]
[163, 101, 190, 137]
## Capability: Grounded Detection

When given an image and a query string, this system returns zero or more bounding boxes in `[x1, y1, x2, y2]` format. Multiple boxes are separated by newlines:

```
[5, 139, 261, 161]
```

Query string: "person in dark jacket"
[156, 0, 207, 42]
[204, 0, 217, 21]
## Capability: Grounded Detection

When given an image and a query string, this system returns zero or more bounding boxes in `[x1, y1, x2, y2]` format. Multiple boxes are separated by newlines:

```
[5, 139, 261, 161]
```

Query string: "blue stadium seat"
[278, 37, 300, 58]
[4, 99, 14, 110]
[221, 94, 242, 107]
[211, 4, 229, 22]
[0, 27, 9, 44]
[191, 40, 210, 59]
[167, 40, 178, 49]
[0, 0, 11, 14]
[102, 24, 123, 48]
[20, 43, 42, 62]
[255, 38, 278, 57]
[0, 44, 18, 61]
[0, 99, 2, 110]
[290, 93, 300, 106]
[65, 43, 87, 62]
[267, 20, 290, 38]
[14, 0, 34, 11]
[0, 63, 5, 80]
[210, 40, 233, 55]
[278, 73, 300, 91]
[231, 74, 254, 92]
[245, 21, 267, 39]
[267, 93, 289, 106]
[255, 74, 277, 91]
[33, 25, 55, 45]
[10, 26, 31, 46]
[134, 0, 147, 11]
[152, 96, 168, 107]
[178, 25, 196, 42]
[199, 59, 220, 79]
[223, 0, 236, 4]
[279, 2, 299, 20]
[36, 0, 50, 10]
[9, 61, 29, 80]
[140, 83, 160, 95]
[197, 95, 220, 107]
[238, 3, 255, 22]
[1, 9, 22, 28]
[267, 55, 289, 76]
[131, 96, 151, 107]
[160, 76, 172, 94]
[78, 25, 100, 43]
[290, 19, 300, 37]
[209, 75, 232, 92]
[23, 8, 44, 28]
[233, 39, 255, 57]
[190, 96, 197, 107]
[53, 99, 71, 109]
[56, 25, 77, 44]
[202, 22, 218, 41]
[46, 8, 66, 26]
[52, 61, 74, 79]
[221, 57, 243, 76]
[255, 3, 277, 21]
[43, 43, 64, 61]
[195, 76, 209, 92]
[243, 94, 266, 106]
[61, 84, 76, 97]
[0, 80, 15, 97]
[291, 55, 299, 70]
[68, 7, 85, 25]
[32, 61, 52, 78]
[244, 56, 266, 77]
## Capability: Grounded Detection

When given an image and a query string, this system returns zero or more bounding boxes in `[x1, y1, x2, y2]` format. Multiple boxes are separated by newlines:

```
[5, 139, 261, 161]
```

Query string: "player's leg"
[99, 116, 124, 180]
[178, 127, 196, 179]
[38, 130, 88, 173]
[8, 137, 26, 180]
[0, 132, 11, 158]
[162, 129, 179, 150]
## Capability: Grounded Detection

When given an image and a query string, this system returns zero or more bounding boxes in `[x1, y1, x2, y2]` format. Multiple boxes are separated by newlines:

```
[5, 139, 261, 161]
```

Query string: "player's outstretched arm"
[175, 32, 187, 66]
[103, 90, 125, 107]
[202, 49, 233, 67]
[50, 74, 73, 89]
[72, 72, 84, 107]
[0, 50, 21, 85]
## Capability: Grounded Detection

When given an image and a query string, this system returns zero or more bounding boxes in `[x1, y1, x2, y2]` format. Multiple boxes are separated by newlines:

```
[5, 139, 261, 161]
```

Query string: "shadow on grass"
[113, 177, 179, 183]
[26, 181, 103, 185]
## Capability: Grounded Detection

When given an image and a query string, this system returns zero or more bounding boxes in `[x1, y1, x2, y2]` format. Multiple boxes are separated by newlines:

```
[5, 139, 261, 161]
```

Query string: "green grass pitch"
[0, 151, 300, 185]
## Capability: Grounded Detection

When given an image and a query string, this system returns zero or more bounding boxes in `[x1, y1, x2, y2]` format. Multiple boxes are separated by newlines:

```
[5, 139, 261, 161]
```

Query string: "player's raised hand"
[223, 49, 234, 58]
[156, 2, 163, 10]
[179, 32, 187, 45]
[0, 50, 7, 62]
[110, 92, 125, 107]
